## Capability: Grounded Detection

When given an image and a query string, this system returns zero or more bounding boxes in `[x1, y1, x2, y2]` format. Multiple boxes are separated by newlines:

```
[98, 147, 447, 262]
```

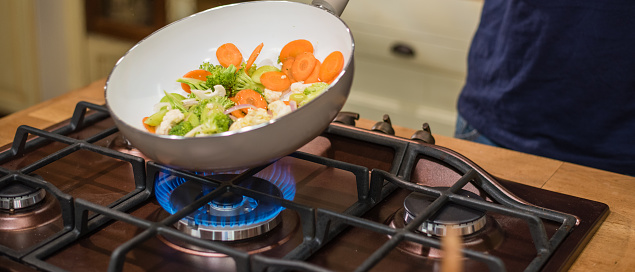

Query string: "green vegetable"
[246, 63, 257, 76]
[200, 62, 237, 91]
[162, 91, 187, 112]
[144, 108, 168, 126]
[289, 93, 307, 105]
[185, 96, 234, 133]
[190, 96, 235, 116]
[185, 112, 200, 127]
[160, 93, 186, 103]
[207, 95, 235, 111]
[176, 77, 208, 90]
[233, 69, 265, 95]
[250, 65, 280, 84]
[199, 110, 232, 134]
[301, 82, 329, 106]
[169, 121, 194, 136]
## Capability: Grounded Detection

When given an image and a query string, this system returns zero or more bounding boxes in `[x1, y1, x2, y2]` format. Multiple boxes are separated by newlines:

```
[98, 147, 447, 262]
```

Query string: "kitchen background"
[0, 0, 482, 137]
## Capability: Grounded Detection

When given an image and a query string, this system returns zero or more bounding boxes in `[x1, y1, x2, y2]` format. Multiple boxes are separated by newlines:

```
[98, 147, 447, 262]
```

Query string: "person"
[455, 0, 635, 176]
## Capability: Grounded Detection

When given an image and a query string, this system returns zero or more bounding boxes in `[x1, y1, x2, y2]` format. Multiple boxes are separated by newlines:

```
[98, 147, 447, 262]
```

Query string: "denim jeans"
[454, 115, 501, 147]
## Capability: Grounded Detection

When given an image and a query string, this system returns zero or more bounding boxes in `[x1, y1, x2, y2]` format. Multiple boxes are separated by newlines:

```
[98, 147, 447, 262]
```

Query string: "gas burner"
[156, 171, 296, 242]
[0, 183, 47, 212]
[387, 188, 504, 258]
[157, 209, 301, 257]
[403, 188, 487, 236]
[172, 177, 283, 241]
[0, 185, 63, 252]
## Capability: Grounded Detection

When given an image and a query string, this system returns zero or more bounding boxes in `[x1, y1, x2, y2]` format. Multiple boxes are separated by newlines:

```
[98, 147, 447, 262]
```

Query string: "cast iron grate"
[0, 102, 584, 272]
[0, 102, 148, 260]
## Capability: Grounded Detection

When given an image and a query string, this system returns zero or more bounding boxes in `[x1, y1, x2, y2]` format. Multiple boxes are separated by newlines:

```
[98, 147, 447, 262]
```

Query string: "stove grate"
[0, 102, 149, 261]
[0, 102, 607, 272]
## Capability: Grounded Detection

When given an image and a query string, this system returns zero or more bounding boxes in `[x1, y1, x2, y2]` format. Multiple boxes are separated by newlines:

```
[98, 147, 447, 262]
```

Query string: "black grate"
[0, 102, 600, 272]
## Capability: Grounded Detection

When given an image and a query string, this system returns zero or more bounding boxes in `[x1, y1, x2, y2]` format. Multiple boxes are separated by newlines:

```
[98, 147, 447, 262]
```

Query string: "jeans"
[454, 115, 501, 147]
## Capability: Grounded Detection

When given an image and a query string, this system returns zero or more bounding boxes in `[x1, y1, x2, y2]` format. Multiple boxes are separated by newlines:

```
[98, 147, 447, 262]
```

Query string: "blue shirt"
[457, 0, 635, 176]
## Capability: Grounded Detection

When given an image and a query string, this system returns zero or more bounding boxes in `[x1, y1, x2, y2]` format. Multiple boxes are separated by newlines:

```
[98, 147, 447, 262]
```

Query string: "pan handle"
[312, 0, 350, 17]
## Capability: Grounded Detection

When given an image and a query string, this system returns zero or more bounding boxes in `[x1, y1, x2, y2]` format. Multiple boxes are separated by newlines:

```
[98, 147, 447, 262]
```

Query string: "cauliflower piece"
[155, 109, 184, 135]
[290, 82, 313, 94]
[229, 108, 272, 131]
[181, 98, 199, 108]
[268, 100, 292, 119]
[263, 88, 283, 103]
[191, 85, 226, 100]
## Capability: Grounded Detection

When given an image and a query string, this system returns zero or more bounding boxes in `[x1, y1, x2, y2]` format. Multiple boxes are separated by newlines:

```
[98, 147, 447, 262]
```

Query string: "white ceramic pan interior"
[105, 1, 354, 171]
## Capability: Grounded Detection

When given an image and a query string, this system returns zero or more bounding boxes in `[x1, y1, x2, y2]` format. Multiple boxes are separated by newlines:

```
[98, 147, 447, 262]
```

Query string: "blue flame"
[155, 160, 296, 227]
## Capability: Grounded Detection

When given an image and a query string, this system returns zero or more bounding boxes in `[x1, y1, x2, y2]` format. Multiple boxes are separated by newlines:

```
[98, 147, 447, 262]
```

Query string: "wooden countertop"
[1, 79, 634, 271]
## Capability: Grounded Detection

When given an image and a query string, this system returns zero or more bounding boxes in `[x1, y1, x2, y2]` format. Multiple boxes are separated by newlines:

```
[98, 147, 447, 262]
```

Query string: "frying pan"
[105, 0, 354, 171]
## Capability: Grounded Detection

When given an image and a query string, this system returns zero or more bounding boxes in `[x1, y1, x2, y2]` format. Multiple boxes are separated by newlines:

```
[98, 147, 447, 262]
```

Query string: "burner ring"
[403, 188, 487, 236]
[176, 214, 282, 241]
[0, 183, 47, 211]
[159, 174, 290, 241]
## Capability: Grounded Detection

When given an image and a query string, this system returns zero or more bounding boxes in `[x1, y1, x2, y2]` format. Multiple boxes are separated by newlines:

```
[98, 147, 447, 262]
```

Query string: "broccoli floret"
[188, 101, 206, 119]
[200, 63, 237, 91]
[199, 110, 233, 134]
[168, 120, 194, 136]
[199, 62, 216, 72]
[208, 95, 235, 111]
[233, 69, 265, 95]
[300, 82, 329, 106]
[187, 96, 234, 123]
[176, 77, 208, 90]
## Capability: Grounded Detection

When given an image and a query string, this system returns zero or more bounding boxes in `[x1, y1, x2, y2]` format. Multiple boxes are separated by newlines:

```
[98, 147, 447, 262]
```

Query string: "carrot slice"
[216, 43, 243, 68]
[245, 43, 264, 75]
[142, 117, 156, 133]
[279, 39, 314, 62]
[180, 69, 212, 93]
[291, 52, 317, 82]
[230, 89, 267, 118]
[304, 60, 321, 84]
[281, 57, 296, 82]
[319, 51, 344, 83]
[229, 97, 244, 118]
[260, 71, 292, 92]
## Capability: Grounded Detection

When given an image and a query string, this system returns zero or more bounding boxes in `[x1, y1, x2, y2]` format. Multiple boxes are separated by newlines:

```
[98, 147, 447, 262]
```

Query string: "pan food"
[142, 39, 344, 138]
[105, 1, 354, 171]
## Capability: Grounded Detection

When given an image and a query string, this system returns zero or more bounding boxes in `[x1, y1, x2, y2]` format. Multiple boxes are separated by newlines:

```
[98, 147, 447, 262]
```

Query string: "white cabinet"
[291, 0, 483, 136]
[340, 0, 483, 136]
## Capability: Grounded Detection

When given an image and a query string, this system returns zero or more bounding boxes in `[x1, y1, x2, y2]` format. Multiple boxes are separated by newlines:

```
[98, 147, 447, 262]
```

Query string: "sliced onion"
[280, 89, 292, 101]
[289, 100, 297, 111]
[223, 104, 257, 115]
[153, 102, 170, 112]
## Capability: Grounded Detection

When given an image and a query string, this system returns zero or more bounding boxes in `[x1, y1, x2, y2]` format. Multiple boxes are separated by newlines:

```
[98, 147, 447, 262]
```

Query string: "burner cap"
[0, 183, 47, 211]
[403, 188, 486, 236]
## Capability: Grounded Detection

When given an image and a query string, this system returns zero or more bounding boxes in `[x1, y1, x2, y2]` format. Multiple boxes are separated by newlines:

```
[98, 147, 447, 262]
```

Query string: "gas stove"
[0, 102, 609, 271]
